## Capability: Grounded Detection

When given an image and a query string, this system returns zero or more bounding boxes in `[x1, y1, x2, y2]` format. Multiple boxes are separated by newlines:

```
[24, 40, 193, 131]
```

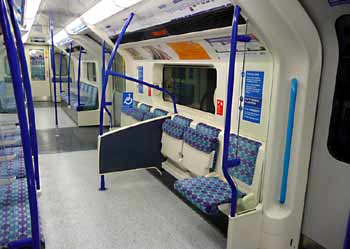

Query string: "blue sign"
[137, 66, 144, 94]
[243, 71, 264, 124]
[122, 92, 133, 111]
[329, 0, 350, 6]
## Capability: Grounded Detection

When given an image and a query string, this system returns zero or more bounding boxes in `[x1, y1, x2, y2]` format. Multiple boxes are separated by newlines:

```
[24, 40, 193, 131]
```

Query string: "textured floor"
[34, 106, 76, 130]
[38, 151, 227, 249]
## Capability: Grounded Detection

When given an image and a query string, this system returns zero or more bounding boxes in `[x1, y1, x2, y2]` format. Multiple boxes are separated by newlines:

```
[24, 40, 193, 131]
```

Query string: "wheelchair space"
[38, 150, 226, 249]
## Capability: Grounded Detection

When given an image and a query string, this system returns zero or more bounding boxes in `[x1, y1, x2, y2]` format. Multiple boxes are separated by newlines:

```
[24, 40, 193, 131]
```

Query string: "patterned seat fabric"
[139, 104, 151, 113]
[0, 133, 22, 148]
[162, 119, 186, 139]
[183, 128, 218, 153]
[227, 134, 261, 186]
[0, 146, 23, 158]
[174, 177, 243, 215]
[0, 157, 26, 178]
[61, 82, 98, 111]
[173, 115, 192, 127]
[129, 109, 144, 121]
[143, 108, 168, 121]
[0, 179, 45, 247]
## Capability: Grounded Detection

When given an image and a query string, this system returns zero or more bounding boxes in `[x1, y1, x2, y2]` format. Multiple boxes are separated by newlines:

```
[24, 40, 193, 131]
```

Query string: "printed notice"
[243, 71, 264, 124]
[137, 66, 144, 94]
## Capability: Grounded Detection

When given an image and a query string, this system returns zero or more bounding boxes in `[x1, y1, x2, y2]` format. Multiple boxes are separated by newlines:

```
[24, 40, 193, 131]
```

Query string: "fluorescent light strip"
[22, 0, 42, 42]
[66, 18, 87, 34]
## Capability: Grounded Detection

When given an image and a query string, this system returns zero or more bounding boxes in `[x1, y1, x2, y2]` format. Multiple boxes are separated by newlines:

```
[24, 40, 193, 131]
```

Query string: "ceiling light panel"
[66, 18, 87, 34]
[82, 0, 124, 25]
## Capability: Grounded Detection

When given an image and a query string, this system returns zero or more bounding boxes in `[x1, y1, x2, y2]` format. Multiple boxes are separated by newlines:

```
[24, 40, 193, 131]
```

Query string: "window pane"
[328, 15, 350, 163]
[87, 62, 97, 82]
[54, 53, 68, 76]
[163, 65, 217, 114]
[29, 49, 46, 81]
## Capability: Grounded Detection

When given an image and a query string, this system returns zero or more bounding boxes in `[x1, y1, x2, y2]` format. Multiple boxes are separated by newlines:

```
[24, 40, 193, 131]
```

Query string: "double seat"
[121, 101, 169, 126]
[60, 81, 98, 111]
[161, 115, 264, 215]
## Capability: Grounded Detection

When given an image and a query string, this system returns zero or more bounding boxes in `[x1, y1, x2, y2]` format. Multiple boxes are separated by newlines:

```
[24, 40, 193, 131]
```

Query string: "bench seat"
[0, 157, 26, 178]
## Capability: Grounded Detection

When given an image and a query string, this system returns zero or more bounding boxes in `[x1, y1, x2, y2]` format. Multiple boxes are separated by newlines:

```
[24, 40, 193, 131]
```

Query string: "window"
[54, 53, 68, 76]
[87, 62, 96, 82]
[328, 15, 350, 163]
[163, 65, 217, 114]
[29, 49, 46, 81]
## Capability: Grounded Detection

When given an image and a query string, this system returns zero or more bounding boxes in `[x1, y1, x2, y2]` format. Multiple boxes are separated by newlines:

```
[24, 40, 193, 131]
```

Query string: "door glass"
[29, 49, 46, 81]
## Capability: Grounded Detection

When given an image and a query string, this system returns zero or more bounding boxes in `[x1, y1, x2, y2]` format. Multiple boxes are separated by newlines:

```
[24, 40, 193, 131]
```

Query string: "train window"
[162, 65, 217, 114]
[54, 53, 67, 76]
[87, 62, 97, 82]
[29, 49, 46, 81]
[328, 15, 350, 164]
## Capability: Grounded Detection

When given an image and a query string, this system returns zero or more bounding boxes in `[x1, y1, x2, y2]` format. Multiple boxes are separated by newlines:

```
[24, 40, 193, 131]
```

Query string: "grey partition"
[99, 117, 168, 174]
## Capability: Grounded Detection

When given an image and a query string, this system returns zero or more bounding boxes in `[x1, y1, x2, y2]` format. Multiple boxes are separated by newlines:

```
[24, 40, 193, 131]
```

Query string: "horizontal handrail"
[279, 78, 298, 204]
[107, 70, 178, 114]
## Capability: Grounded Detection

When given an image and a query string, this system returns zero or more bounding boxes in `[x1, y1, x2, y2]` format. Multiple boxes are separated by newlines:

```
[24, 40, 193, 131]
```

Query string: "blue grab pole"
[77, 47, 82, 111]
[6, 0, 40, 190]
[59, 51, 63, 93]
[0, 1, 40, 248]
[108, 71, 178, 114]
[222, 5, 241, 217]
[279, 79, 298, 204]
[50, 18, 58, 127]
[68, 42, 72, 105]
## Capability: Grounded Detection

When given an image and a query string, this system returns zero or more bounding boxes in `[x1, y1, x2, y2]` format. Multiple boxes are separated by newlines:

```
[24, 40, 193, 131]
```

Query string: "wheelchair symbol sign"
[122, 92, 133, 109]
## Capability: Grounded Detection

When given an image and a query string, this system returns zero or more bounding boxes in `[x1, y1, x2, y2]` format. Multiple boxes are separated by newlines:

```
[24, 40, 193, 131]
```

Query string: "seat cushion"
[0, 146, 23, 159]
[174, 177, 244, 215]
[0, 157, 26, 178]
[183, 128, 218, 153]
[0, 179, 44, 247]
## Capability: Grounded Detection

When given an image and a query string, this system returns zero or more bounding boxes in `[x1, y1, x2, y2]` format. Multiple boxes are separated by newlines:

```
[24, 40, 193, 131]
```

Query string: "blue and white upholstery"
[0, 146, 23, 159]
[0, 178, 45, 247]
[0, 133, 22, 148]
[0, 157, 26, 178]
[174, 133, 263, 215]
[0, 82, 16, 114]
[143, 108, 168, 121]
[174, 177, 243, 215]
[61, 82, 98, 111]
[173, 115, 192, 127]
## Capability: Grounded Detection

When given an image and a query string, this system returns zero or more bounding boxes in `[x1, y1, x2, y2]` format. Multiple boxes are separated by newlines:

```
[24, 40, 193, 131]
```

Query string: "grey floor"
[36, 103, 227, 249]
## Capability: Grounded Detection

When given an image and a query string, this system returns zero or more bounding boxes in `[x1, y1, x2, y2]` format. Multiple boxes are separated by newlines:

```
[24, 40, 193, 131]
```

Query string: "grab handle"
[279, 78, 298, 204]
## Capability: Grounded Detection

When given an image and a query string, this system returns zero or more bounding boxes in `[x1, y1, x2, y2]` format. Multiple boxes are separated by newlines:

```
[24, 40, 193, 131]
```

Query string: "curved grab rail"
[50, 16, 58, 127]
[279, 78, 298, 204]
[0, 1, 40, 248]
[7, 0, 40, 190]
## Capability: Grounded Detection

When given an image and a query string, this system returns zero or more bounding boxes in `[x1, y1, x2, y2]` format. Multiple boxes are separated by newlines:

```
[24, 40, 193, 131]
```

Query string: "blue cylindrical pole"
[222, 5, 241, 217]
[50, 21, 58, 127]
[77, 47, 82, 110]
[99, 41, 106, 136]
[68, 42, 72, 105]
[6, 0, 40, 190]
[59, 51, 63, 93]
[344, 212, 350, 249]
[0, 1, 40, 248]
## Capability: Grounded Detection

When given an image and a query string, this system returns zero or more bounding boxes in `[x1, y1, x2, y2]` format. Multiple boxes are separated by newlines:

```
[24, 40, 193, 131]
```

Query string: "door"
[112, 53, 125, 127]
[25, 45, 50, 101]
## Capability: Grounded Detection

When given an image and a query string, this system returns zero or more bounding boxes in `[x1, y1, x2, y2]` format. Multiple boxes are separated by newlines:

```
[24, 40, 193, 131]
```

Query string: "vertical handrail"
[59, 51, 63, 93]
[0, 1, 40, 248]
[99, 41, 107, 135]
[7, 0, 40, 190]
[67, 42, 72, 105]
[222, 5, 241, 217]
[50, 17, 58, 127]
[77, 47, 82, 110]
[279, 79, 298, 204]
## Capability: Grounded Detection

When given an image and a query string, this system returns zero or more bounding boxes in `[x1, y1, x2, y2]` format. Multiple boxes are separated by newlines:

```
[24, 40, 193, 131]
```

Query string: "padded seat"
[143, 108, 168, 121]
[0, 146, 23, 159]
[0, 125, 20, 136]
[174, 177, 243, 215]
[174, 133, 262, 215]
[61, 82, 98, 111]
[0, 157, 26, 178]
[0, 133, 21, 148]
[0, 178, 44, 248]
[0, 96, 16, 113]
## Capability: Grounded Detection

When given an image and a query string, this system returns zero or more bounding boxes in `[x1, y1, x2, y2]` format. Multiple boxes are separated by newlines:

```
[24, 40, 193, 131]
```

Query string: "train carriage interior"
[0, 0, 349, 249]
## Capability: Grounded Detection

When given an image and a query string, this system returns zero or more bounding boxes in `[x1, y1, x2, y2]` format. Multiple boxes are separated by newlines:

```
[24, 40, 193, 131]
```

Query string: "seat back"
[227, 134, 263, 196]
[181, 127, 219, 176]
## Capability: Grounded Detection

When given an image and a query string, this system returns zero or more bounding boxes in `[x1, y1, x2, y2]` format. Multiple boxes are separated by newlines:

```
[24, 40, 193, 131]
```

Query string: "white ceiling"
[29, 0, 100, 40]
